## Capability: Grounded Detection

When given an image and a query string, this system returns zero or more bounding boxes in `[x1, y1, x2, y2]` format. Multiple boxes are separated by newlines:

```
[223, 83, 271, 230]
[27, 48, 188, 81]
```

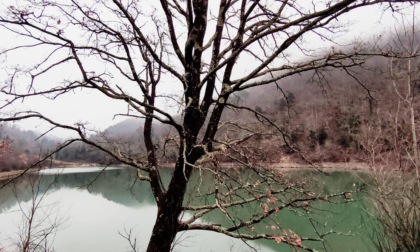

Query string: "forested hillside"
[50, 52, 419, 172]
[218, 54, 419, 171]
[1, 32, 418, 172]
[0, 124, 57, 171]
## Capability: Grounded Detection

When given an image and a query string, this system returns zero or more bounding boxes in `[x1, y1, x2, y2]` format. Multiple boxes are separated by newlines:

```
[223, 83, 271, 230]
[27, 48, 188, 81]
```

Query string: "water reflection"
[0, 167, 375, 252]
[0, 168, 276, 252]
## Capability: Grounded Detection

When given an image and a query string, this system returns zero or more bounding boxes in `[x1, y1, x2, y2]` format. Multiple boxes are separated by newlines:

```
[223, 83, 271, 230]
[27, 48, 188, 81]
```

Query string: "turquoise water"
[0, 167, 374, 251]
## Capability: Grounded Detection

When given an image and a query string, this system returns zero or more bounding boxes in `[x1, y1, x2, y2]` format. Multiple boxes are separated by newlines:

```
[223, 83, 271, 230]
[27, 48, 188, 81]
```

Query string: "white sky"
[0, 1, 418, 139]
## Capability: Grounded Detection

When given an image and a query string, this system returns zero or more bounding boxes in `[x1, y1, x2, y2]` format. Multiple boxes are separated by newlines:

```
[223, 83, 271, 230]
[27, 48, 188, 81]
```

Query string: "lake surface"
[0, 167, 375, 251]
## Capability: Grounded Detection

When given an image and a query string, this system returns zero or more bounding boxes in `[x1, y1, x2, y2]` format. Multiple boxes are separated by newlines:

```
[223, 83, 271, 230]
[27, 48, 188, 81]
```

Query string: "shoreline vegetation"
[0, 161, 375, 182]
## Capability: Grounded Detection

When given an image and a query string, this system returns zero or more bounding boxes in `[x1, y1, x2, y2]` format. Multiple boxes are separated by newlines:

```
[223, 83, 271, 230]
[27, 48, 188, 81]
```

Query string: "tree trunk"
[407, 58, 419, 177]
[146, 206, 180, 252]
[409, 91, 419, 178]
[146, 156, 195, 252]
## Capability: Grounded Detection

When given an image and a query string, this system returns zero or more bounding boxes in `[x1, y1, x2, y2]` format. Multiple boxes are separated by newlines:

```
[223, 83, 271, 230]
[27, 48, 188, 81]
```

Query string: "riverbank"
[0, 161, 102, 182]
[0, 170, 26, 182]
[0, 161, 374, 182]
[268, 161, 371, 171]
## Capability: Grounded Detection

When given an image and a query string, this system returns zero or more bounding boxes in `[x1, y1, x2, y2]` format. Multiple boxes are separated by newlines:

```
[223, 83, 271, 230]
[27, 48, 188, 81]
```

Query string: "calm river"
[0, 167, 375, 251]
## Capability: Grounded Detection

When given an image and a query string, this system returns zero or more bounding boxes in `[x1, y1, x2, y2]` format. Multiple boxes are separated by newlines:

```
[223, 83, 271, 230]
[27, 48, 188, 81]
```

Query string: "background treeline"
[1, 31, 419, 172]
[220, 56, 419, 171]
[0, 124, 57, 171]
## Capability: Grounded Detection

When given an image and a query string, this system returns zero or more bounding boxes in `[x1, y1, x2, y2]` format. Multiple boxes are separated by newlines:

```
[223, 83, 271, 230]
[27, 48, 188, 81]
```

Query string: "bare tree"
[367, 171, 420, 252]
[388, 21, 420, 177]
[0, 140, 11, 155]
[358, 11, 420, 252]
[359, 11, 420, 175]
[0, 1, 416, 251]
[11, 175, 65, 252]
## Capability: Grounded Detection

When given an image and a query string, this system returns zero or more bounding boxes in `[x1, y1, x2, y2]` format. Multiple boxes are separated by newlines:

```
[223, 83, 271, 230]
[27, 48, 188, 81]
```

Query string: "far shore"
[0, 161, 379, 182]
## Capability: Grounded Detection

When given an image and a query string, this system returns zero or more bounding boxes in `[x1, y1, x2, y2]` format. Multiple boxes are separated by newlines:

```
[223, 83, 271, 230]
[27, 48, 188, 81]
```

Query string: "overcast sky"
[0, 2, 418, 139]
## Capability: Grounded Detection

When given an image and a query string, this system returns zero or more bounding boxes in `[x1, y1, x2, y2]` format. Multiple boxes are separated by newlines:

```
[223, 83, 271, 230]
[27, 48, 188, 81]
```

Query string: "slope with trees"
[0, 124, 57, 172]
